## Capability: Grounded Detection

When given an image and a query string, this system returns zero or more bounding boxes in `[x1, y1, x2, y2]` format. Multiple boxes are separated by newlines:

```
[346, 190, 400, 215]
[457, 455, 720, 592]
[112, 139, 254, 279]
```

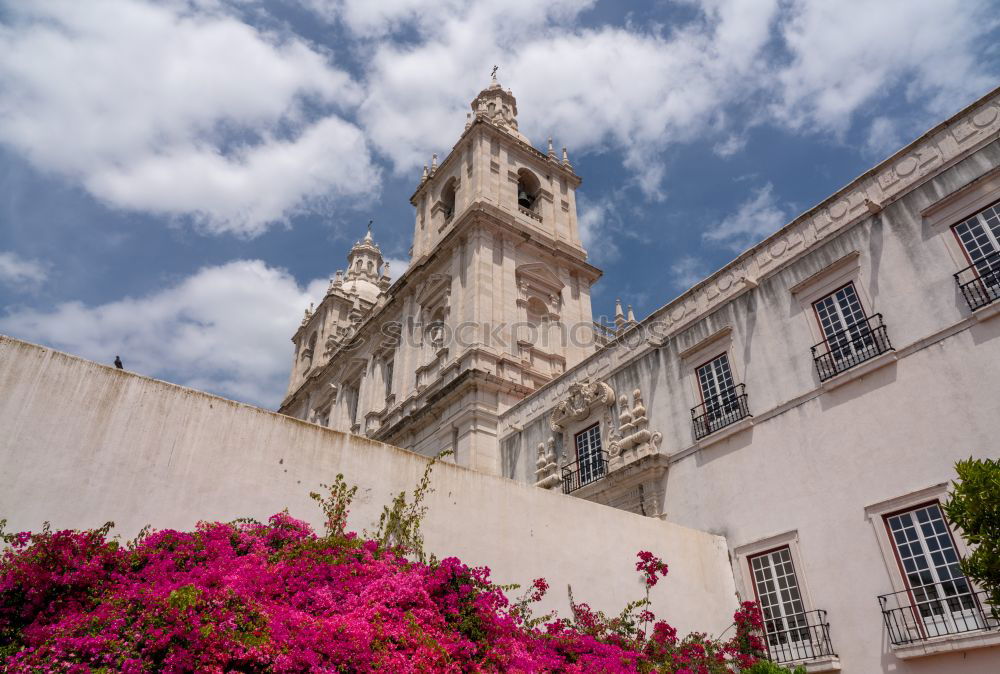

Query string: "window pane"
[574, 424, 603, 485]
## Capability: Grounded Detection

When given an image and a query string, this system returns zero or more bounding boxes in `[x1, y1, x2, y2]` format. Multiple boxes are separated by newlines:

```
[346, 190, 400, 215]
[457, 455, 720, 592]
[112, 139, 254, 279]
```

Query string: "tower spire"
[469, 70, 528, 144]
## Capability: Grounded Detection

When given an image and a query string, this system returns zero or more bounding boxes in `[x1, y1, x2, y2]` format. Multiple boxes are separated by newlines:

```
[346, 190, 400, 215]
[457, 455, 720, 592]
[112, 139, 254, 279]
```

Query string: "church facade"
[281, 78, 1000, 672]
[280, 75, 601, 474]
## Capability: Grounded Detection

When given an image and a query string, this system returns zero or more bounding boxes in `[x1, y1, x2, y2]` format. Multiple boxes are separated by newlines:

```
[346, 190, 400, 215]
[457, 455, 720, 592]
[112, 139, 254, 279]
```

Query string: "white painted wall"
[497, 115, 1000, 672]
[0, 335, 737, 639]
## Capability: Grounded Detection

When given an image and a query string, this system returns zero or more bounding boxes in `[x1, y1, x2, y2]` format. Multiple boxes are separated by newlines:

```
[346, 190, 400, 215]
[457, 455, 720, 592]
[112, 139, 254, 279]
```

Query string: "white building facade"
[282, 79, 1000, 672]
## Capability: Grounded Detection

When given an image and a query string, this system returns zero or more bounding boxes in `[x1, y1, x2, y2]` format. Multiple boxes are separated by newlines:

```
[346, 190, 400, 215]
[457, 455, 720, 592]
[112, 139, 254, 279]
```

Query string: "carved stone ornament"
[549, 379, 616, 433]
[608, 388, 663, 471]
[534, 437, 562, 490]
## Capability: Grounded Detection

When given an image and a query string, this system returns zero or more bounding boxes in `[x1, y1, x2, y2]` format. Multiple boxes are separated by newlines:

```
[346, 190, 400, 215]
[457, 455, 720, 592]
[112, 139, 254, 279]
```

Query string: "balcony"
[561, 451, 608, 494]
[878, 581, 998, 647]
[954, 250, 1000, 313]
[518, 205, 543, 223]
[691, 384, 750, 441]
[763, 609, 837, 665]
[811, 313, 892, 382]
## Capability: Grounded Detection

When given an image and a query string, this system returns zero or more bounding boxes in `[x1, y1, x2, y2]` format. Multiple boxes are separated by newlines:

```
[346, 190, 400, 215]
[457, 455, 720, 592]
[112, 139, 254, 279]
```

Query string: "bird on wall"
[114, 356, 123, 370]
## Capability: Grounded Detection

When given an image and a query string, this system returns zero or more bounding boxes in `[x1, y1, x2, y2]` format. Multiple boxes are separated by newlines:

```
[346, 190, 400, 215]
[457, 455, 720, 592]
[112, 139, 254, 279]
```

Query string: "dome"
[470, 74, 530, 145]
[342, 277, 381, 304]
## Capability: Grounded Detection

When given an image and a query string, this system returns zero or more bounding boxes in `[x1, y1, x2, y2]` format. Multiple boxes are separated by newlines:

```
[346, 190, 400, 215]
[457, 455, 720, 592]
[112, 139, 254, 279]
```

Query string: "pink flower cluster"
[0, 516, 765, 672]
[636, 550, 670, 588]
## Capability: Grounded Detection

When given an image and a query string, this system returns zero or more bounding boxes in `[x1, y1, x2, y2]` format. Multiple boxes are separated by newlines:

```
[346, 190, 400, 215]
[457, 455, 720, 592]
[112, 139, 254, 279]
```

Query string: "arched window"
[355, 259, 363, 270]
[517, 169, 540, 211]
[441, 178, 457, 221]
[367, 260, 374, 273]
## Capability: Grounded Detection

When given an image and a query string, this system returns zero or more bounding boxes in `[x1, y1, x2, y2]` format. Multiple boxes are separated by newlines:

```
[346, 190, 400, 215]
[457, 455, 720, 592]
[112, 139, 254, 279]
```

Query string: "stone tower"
[285, 227, 391, 428]
[280, 74, 602, 475]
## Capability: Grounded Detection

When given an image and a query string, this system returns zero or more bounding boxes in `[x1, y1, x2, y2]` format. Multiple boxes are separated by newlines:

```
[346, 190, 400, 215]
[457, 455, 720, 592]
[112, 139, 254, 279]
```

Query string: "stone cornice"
[498, 85, 1000, 436]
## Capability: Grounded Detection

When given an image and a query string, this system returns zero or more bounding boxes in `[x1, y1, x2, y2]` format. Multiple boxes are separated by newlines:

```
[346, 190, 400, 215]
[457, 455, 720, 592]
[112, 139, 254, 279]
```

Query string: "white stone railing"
[519, 206, 542, 222]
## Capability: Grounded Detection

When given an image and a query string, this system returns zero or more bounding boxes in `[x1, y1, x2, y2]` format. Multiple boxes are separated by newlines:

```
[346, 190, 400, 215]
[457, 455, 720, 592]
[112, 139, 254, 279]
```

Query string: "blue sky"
[1, 0, 998, 408]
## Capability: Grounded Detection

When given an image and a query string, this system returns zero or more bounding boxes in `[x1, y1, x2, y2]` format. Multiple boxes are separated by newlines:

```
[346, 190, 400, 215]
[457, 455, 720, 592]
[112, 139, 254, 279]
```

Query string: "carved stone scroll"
[608, 388, 663, 471]
[549, 379, 616, 432]
[534, 438, 561, 489]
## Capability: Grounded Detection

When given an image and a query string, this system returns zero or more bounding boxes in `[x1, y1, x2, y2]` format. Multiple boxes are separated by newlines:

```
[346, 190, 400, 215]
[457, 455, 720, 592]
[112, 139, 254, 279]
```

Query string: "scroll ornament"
[549, 379, 616, 432]
[608, 389, 663, 470]
[534, 438, 561, 489]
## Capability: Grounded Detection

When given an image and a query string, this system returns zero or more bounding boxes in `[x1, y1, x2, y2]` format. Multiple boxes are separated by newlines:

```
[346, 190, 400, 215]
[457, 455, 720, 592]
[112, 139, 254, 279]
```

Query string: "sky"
[1, 0, 998, 409]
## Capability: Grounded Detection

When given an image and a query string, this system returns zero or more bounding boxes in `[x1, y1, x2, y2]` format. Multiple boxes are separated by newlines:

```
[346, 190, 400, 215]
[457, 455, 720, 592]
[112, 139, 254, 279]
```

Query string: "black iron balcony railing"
[561, 451, 608, 494]
[878, 581, 998, 646]
[691, 384, 751, 440]
[763, 609, 837, 664]
[954, 250, 1000, 312]
[811, 313, 892, 382]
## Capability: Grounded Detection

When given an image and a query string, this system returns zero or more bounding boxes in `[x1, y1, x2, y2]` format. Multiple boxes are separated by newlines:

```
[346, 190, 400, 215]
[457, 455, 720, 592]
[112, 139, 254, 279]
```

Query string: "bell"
[518, 189, 533, 209]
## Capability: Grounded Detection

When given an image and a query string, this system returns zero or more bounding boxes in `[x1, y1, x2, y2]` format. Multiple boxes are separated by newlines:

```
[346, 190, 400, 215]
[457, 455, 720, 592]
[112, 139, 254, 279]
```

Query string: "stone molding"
[499, 87, 1000, 437]
[548, 379, 615, 432]
[534, 437, 561, 489]
[608, 388, 663, 472]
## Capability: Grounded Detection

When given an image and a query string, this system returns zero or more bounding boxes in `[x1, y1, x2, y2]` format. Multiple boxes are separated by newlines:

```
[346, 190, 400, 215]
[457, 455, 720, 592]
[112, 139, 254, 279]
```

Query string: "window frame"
[680, 326, 742, 400]
[811, 281, 872, 359]
[865, 484, 975, 597]
[733, 531, 818, 620]
[694, 352, 741, 426]
[789, 251, 876, 347]
[950, 200, 1000, 266]
[746, 544, 816, 661]
[949, 199, 1000, 306]
[573, 422, 604, 483]
[922, 165, 1000, 279]
[880, 500, 983, 640]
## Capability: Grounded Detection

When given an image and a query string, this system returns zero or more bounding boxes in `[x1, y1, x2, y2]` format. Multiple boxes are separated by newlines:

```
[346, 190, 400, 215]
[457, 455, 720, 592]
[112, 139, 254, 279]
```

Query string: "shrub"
[944, 457, 1000, 617]
[1, 470, 769, 672]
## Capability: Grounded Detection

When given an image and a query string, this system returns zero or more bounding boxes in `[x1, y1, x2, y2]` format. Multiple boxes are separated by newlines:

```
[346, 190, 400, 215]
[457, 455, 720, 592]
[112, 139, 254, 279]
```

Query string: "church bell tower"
[281, 73, 603, 477]
[392, 72, 602, 472]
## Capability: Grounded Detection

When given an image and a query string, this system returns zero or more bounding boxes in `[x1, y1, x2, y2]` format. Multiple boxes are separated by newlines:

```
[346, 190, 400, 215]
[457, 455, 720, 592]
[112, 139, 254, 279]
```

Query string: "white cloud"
[345, 0, 996, 200]
[382, 256, 410, 281]
[0, 0, 379, 236]
[704, 183, 789, 252]
[0, 251, 48, 288]
[354, 0, 778, 201]
[713, 134, 748, 158]
[669, 255, 710, 292]
[864, 117, 903, 160]
[0, 260, 326, 408]
[577, 196, 620, 265]
[772, 0, 998, 133]
[1, 0, 995, 234]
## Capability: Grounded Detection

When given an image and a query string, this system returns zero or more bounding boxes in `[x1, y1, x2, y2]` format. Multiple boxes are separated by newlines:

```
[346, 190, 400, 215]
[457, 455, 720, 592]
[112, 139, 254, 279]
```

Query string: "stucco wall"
[663, 308, 1000, 673]
[0, 335, 737, 638]
[498, 134, 1000, 671]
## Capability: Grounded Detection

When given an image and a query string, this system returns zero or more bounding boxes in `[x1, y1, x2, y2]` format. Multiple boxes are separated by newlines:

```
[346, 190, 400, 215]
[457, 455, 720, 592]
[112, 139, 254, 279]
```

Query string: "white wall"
[664, 319, 1000, 673]
[0, 335, 737, 638]
[497, 137, 1000, 672]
